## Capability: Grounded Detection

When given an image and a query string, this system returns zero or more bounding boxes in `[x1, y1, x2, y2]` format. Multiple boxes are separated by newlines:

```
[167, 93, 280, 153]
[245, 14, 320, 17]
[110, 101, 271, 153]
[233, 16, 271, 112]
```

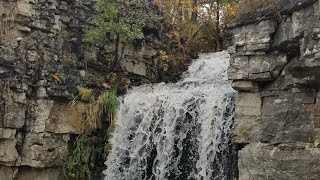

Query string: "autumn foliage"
[155, 0, 280, 66]
[85, 0, 280, 75]
[156, 0, 229, 69]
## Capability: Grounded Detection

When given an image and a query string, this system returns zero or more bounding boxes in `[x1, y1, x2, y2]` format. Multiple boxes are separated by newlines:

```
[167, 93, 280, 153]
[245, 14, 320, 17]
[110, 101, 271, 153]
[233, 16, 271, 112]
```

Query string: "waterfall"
[104, 51, 236, 180]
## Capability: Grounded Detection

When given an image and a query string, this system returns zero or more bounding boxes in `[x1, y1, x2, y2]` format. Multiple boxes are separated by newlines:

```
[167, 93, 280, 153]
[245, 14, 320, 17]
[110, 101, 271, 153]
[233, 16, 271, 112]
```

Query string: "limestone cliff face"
[0, 0, 165, 179]
[228, 0, 320, 179]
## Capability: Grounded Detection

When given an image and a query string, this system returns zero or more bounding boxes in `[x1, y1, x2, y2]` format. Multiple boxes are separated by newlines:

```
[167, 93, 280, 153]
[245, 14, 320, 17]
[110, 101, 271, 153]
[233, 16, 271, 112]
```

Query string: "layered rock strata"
[228, 0, 320, 179]
[0, 0, 164, 179]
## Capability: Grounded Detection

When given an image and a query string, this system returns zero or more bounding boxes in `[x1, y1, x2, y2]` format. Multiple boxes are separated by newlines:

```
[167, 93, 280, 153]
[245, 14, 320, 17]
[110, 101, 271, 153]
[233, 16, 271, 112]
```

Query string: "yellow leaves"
[79, 87, 92, 98]
[160, 50, 171, 71]
[156, 0, 218, 63]
[223, 2, 239, 24]
[160, 50, 169, 61]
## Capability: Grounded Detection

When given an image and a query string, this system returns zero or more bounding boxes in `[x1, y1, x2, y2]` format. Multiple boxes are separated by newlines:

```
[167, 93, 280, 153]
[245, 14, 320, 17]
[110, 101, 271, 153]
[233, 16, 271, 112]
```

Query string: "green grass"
[99, 91, 118, 121]
[65, 90, 119, 179]
[65, 135, 90, 179]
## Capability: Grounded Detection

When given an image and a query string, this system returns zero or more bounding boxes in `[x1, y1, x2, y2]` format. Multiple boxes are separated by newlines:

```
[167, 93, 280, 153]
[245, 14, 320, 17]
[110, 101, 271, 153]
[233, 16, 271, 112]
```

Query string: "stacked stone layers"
[0, 0, 163, 179]
[228, 0, 320, 179]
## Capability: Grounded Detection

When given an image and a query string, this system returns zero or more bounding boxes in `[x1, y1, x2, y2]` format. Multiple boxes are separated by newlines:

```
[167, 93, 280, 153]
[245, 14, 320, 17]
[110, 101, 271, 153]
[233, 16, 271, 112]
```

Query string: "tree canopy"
[84, 0, 279, 70]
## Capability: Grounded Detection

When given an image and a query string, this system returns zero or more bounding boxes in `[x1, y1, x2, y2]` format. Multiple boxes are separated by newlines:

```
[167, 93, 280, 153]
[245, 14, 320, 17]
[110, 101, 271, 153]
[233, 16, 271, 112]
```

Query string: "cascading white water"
[104, 51, 236, 180]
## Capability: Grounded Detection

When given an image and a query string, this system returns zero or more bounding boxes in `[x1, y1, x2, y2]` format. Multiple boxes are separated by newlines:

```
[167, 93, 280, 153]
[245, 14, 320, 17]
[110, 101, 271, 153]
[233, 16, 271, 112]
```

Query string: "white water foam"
[104, 51, 236, 180]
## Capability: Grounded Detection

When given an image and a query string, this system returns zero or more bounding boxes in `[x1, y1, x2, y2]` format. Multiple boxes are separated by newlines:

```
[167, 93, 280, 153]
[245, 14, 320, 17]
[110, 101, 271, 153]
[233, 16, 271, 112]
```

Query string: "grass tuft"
[79, 87, 92, 98]
[65, 90, 118, 179]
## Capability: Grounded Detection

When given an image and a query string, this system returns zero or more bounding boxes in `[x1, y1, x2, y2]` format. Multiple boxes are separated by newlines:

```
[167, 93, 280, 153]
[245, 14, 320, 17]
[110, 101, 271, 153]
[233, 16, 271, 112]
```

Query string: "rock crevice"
[0, 0, 167, 179]
[228, 0, 320, 179]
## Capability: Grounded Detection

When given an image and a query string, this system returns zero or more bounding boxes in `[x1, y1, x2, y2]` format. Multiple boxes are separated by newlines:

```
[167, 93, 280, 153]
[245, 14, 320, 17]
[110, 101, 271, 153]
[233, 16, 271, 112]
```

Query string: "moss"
[238, 125, 250, 137]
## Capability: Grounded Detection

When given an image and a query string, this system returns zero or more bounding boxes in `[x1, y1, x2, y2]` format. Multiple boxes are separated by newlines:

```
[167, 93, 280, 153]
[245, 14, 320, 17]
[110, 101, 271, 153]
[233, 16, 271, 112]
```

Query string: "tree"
[155, 0, 230, 57]
[84, 0, 154, 71]
[156, 0, 204, 55]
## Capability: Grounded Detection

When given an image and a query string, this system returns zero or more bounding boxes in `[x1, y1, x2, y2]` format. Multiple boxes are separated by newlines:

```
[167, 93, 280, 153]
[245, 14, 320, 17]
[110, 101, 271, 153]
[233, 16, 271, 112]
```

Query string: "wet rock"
[15, 167, 65, 180]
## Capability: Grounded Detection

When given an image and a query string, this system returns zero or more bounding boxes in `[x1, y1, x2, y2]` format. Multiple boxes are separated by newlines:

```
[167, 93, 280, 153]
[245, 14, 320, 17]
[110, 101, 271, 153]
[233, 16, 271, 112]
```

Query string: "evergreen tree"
[85, 0, 155, 70]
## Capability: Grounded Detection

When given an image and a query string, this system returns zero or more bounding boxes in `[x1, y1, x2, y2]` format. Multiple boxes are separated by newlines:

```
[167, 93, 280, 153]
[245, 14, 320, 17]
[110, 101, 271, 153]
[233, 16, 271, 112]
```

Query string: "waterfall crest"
[104, 51, 236, 180]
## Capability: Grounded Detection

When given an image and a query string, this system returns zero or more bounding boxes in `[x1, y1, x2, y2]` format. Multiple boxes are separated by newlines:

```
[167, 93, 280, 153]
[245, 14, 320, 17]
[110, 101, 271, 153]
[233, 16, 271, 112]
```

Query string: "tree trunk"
[191, 0, 198, 23]
[215, 0, 222, 51]
[111, 33, 120, 71]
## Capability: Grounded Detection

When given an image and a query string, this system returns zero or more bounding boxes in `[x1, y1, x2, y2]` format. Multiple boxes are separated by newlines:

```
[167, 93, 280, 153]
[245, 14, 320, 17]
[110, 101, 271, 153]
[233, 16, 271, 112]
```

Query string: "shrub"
[65, 136, 90, 179]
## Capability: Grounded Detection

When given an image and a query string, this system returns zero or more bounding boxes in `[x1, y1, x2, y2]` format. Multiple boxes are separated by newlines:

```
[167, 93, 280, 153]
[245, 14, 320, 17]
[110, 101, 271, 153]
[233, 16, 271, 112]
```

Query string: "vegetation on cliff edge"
[65, 90, 118, 179]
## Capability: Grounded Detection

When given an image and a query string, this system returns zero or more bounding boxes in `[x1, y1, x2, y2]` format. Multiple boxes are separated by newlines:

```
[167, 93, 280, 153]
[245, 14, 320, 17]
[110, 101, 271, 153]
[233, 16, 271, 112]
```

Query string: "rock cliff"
[228, 0, 320, 179]
[0, 0, 167, 179]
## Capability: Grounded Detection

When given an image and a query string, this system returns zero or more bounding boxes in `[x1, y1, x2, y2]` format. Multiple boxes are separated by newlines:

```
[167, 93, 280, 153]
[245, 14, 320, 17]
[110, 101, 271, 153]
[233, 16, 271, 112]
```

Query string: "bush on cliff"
[84, 0, 155, 71]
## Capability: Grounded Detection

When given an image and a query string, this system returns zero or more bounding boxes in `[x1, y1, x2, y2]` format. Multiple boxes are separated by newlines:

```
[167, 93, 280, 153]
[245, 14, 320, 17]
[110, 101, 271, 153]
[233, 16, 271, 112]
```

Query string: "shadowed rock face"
[0, 0, 168, 179]
[228, 0, 320, 179]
